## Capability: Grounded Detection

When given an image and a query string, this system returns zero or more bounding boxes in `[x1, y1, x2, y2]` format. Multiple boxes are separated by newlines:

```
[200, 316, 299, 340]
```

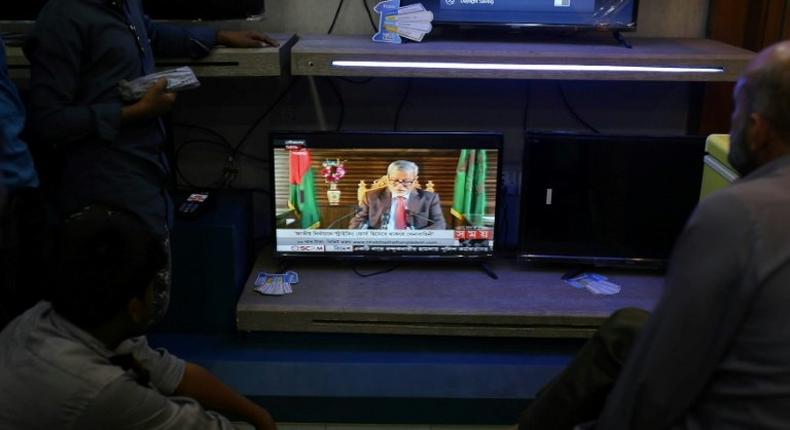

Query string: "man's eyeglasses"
[389, 178, 416, 186]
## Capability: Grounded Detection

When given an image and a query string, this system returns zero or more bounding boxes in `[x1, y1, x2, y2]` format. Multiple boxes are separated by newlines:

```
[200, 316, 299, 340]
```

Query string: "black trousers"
[0, 187, 52, 328]
[518, 307, 650, 430]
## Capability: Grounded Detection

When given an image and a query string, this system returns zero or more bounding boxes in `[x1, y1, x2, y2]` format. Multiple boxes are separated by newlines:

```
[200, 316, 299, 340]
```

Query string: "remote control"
[177, 191, 211, 219]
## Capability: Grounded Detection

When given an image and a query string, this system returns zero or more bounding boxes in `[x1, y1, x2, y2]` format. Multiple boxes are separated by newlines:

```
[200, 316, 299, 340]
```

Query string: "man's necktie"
[395, 197, 408, 229]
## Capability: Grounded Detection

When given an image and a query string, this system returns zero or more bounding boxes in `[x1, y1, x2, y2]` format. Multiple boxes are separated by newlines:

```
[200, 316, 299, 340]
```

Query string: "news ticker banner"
[276, 229, 494, 253]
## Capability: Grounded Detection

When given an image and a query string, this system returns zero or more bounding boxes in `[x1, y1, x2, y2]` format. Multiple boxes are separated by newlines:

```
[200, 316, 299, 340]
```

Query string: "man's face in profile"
[729, 79, 757, 176]
[388, 169, 417, 198]
[130, 282, 168, 337]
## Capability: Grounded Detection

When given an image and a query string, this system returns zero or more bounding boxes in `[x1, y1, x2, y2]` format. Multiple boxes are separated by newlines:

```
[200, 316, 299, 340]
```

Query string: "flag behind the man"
[288, 148, 321, 229]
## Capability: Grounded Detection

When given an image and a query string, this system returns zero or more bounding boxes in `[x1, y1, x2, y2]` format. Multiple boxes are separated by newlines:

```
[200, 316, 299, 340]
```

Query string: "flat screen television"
[0, 1, 49, 21]
[0, 0, 263, 21]
[519, 132, 705, 268]
[404, 0, 639, 31]
[142, 0, 264, 20]
[270, 131, 502, 259]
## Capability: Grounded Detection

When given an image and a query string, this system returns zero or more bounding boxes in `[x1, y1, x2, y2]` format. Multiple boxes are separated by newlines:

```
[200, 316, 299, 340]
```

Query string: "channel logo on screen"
[445, 0, 455, 5]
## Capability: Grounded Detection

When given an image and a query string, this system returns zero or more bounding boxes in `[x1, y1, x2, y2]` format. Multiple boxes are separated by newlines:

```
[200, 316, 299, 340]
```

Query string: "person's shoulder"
[708, 167, 790, 215]
[693, 171, 790, 236]
[1, 302, 50, 341]
[37, 0, 77, 18]
[1, 305, 126, 399]
[416, 188, 439, 200]
[366, 187, 388, 199]
[695, 184, 752, 225]
[29, 0, 89, 38]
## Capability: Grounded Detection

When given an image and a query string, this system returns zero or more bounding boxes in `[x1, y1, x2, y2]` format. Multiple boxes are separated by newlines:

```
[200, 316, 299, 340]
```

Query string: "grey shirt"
[597, 154, 790, 429]
[0, 302, 235, 429]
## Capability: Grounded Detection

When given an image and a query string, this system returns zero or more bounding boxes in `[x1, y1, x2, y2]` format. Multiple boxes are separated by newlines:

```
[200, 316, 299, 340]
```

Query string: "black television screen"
[405, 0, 639, 31]
[519, 133, 705, 268]
[0, 1, 49, 20]
[142, 0, 264, 20]
[0, 0, 263, 21]
[270, 132, 502, 259]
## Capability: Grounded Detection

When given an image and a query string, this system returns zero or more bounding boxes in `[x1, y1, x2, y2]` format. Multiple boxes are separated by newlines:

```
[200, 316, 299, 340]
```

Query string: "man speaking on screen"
[349, 160, 446, 230]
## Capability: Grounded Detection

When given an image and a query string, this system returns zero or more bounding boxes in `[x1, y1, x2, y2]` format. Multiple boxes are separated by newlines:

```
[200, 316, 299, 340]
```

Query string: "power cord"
[337, 76, 375, 84]
[173, 138, 235, 188]
[172, 122, 232, 147]
[327, 0, 346, 34]
[522, 81, 531, 132]
[325, 77, 346, 131]
[499, 189, 511, 250]
[221, 156, 239, 187]
[171, 78, 300, 191]
[393, 78, 413, 131]
[362, 0, 378, 32]
[352, 263, 400, 278]
[557, 83, 600, 134]
[231, 76, 300, 163]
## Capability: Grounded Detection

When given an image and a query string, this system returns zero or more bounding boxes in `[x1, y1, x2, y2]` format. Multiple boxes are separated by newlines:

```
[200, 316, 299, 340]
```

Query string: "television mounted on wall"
[270, 131, 503, 260]
[404, 0, 639, 31]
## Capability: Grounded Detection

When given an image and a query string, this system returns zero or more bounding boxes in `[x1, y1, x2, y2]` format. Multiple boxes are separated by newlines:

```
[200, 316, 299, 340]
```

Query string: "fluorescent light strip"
[332, 60, 724, 74]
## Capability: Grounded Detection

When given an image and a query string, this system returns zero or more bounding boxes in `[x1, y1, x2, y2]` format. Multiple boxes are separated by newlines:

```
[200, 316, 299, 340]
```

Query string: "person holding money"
[24, 0, 279, 315]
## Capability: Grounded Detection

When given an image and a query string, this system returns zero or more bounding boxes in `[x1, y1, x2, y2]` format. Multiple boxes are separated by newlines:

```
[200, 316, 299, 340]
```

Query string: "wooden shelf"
[5, 33, 295, 80]
[156, 33, 295, 77]
[291, 34, 754, 82]
[7, 33, 753, 82]
[236, 252, 664, 338]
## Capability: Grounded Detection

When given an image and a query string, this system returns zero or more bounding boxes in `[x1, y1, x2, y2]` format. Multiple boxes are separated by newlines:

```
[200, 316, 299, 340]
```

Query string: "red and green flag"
[288, 148, 321, 229]
[451, 149, 488, 226]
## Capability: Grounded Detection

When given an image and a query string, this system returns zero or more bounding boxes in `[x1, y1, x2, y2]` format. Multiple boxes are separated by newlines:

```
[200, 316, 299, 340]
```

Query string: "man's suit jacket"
[349, 188, 446, 230]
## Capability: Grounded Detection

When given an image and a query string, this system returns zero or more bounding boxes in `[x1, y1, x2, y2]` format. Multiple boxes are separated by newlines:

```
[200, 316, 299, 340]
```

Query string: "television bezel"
[269, 130, 504, 261]
[405, 0, 641, 32]
[517, 131, 705, 269]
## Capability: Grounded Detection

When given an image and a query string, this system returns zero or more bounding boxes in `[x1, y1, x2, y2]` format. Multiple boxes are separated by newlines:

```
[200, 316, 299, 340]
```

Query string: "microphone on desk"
[380, 211, 390, 230]
[405, 209, 435, 229]
[327, 206, 364, 229]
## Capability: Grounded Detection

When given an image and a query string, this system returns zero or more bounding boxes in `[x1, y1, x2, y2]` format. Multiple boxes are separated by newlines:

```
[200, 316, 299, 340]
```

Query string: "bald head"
[746, 40, 790, 74]
[738, 41, 790, 142]
[728, 41, 790, 174]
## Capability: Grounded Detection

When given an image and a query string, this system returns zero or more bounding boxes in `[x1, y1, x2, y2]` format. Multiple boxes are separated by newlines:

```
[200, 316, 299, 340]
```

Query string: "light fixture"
[331, 60, 724, 74]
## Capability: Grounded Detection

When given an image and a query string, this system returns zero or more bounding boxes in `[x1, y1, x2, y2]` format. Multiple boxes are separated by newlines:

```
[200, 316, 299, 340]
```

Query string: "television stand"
[479, 261, 499, 280]
[237, 252, 665, 337]
[613, 30, 632, 49]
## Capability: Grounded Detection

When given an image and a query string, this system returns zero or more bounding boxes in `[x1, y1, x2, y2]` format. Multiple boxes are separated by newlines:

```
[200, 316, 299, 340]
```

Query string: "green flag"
[288, 148, 321, 229]
[451, 149, 488, 226]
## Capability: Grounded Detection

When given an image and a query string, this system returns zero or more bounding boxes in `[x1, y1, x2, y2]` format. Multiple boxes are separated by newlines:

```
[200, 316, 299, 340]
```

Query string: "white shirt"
[0, 302, 236, 429]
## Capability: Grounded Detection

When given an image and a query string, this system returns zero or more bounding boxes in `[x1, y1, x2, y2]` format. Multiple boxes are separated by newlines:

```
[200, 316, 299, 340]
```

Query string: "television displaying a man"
[349, 160, 446, 230]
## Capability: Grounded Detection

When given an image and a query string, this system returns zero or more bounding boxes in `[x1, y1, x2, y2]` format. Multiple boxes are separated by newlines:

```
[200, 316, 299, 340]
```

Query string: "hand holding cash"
[118, 66, 200, 102]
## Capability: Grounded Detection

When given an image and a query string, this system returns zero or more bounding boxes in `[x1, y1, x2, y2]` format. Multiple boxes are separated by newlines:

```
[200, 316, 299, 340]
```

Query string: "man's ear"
[749, 112, 772, 152]
[127, 297, 146, 324]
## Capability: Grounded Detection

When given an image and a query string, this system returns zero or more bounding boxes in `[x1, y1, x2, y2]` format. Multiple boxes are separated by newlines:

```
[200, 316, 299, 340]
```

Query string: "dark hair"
[50, 208, 167, 328]
[743, 60, 790, 140]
